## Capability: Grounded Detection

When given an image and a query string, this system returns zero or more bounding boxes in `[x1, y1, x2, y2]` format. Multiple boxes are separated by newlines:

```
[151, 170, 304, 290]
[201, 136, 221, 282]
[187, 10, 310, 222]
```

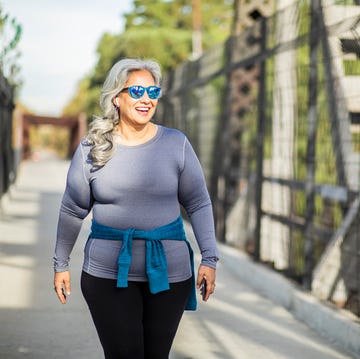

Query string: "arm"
[178, 138, 219, 301]
[53, 144, 93, 303]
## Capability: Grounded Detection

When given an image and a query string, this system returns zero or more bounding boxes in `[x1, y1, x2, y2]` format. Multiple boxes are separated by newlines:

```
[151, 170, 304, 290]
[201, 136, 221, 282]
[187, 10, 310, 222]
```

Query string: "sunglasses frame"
[120, 85, 161, 100]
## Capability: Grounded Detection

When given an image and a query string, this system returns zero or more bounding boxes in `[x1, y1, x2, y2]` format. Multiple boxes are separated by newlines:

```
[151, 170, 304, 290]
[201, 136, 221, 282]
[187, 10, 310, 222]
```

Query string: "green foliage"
[261, 0, 350, 276]
[125, 0, 191, 29]
[64, 0, 234, 118]
[125, 0, 233, 35]
[90, 33, 121, 87]
[353, 132, 360, 152]
[343, 59, 360, 76]
[333, 0, 358, 4]
[0, 3, 22, 87]
[92, 27, 193, 85]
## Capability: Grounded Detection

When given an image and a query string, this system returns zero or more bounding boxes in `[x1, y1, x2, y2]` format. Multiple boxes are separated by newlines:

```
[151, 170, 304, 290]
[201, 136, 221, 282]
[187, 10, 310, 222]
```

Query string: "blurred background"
[1, 0, 360, 320]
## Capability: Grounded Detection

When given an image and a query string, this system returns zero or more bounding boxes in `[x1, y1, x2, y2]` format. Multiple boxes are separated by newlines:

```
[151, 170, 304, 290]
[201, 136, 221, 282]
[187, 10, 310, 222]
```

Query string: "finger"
[64, 281, 71, 296]
[54, 279, 67, 304]
[54, 285, 67, 304]
[204, 281, 216, 302]
[204, 282, 211, 301]
[196, 274, 206, 288]
[54, 271, 71, 303]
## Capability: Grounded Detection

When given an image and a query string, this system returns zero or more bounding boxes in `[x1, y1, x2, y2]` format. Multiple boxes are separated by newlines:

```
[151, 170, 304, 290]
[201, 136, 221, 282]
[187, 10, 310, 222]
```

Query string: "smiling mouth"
[136, 107, 150, 113]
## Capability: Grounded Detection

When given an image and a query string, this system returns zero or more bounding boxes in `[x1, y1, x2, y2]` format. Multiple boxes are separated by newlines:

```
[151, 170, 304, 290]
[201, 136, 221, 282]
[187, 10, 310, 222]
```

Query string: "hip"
[82, 237, 192, 282]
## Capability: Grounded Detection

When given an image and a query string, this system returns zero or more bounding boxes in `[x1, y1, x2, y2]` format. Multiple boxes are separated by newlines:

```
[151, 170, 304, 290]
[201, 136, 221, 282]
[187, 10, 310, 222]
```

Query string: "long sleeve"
[178, 138, 219, 268]
[53, 144, 93, 272]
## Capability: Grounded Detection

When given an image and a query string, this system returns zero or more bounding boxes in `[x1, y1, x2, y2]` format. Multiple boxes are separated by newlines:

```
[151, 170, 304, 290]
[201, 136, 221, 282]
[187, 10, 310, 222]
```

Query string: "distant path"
[0, 158, 355, 358]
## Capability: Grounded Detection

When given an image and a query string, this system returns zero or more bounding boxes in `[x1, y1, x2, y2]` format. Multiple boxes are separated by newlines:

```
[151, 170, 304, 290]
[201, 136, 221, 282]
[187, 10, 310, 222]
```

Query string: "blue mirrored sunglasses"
[120, 85, 161, 100]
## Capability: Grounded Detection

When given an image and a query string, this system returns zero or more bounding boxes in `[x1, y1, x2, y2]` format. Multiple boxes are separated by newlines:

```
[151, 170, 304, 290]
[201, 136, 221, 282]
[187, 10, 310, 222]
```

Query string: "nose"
[140, 94, 151, 103]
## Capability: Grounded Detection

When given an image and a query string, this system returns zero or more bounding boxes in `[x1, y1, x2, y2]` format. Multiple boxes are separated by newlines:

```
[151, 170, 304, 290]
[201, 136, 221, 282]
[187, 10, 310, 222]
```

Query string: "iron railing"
[157, 0, 360, 316]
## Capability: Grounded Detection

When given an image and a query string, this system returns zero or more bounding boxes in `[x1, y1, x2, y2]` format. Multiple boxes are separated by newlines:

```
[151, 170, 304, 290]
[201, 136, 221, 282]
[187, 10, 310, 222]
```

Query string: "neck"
[115, 122, 157, 145]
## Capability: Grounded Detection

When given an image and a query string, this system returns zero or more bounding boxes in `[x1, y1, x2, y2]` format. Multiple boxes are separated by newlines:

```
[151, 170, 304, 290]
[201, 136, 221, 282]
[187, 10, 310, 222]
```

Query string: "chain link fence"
[157, 0, 360, 316]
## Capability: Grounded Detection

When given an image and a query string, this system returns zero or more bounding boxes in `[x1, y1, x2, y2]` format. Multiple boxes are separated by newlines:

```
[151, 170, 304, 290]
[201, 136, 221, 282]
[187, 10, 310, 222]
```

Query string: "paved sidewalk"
[0, 158, 357, 358]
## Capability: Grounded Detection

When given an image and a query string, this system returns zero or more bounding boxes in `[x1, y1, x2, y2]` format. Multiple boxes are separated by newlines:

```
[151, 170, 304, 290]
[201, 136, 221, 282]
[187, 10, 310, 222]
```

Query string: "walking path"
[0, 157, 358, 358]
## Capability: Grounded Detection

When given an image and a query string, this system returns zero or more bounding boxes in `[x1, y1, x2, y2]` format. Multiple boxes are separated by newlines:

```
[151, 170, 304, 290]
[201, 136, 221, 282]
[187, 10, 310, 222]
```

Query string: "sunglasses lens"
[148, 86, 161, 99]
[129, 86, 145, 99]
[125, 86, 161, 99]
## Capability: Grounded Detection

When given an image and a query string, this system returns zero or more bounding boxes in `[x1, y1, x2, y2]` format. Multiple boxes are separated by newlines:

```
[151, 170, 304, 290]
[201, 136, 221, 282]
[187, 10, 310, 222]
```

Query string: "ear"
[113, 97, 119, 108]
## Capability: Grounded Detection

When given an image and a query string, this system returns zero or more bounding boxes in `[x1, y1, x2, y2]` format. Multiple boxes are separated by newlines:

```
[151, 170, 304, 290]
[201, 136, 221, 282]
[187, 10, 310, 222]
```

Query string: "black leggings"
[81, 271, 192, 359]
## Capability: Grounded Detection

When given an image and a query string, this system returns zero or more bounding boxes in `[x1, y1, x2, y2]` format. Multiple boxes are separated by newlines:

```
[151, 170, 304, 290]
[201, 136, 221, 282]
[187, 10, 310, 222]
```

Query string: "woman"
[53, 58, 219, 359]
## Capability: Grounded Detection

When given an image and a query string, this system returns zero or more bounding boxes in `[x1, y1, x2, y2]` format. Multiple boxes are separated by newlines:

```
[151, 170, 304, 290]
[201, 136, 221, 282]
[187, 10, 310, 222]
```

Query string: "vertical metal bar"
[356, 213, 360, 316]
[209, 37, 234, 243]
[0, 106, 4, 198]
[253, 16, 267, 261]
[303, 0, 320, 290]
[232, 0, 243, 36]
[318, 1, 352, 190]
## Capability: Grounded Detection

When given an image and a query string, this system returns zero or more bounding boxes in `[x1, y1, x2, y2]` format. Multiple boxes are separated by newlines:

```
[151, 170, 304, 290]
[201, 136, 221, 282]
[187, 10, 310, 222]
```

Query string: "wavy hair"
[85, 58, 162, 167]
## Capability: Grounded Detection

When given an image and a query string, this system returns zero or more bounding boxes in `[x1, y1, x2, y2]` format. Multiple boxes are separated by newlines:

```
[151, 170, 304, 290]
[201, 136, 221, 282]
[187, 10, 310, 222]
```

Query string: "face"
[115, 70, 159, 127]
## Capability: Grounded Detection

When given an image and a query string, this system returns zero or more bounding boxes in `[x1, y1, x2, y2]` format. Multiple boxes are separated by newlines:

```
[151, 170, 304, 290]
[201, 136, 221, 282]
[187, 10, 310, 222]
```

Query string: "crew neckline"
[116, 125, 163, 149]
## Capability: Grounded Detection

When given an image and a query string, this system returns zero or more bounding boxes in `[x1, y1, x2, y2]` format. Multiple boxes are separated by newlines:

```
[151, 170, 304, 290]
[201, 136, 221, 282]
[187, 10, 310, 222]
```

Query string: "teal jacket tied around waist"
[89, 216, 197, 310]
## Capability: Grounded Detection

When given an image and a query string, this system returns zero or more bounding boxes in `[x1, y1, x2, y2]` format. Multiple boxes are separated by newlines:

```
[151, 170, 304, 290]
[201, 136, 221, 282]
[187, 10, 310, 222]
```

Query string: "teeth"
[137, 107, 149, 111]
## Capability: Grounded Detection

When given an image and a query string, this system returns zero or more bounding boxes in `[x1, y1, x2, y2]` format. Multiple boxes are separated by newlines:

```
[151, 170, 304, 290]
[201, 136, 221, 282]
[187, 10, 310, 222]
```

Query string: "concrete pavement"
[0, 157, 358, 358]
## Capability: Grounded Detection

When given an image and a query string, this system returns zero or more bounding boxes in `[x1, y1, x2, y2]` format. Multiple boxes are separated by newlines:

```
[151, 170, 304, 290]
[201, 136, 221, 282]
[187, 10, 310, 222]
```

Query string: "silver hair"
[85, 58, 162, 167]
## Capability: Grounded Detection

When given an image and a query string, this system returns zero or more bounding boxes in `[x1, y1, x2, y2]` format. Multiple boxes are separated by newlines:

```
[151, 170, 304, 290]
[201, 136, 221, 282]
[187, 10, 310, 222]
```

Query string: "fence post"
[209, 37, 234, 242]
[254, 16, 267, 261]
[0, 71, 15, 200]
[303, 0, 321, 290]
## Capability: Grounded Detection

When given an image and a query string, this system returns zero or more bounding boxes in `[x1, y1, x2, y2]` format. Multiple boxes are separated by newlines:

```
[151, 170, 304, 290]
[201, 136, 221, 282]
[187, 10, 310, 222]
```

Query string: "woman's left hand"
[196, 265, 216, 302]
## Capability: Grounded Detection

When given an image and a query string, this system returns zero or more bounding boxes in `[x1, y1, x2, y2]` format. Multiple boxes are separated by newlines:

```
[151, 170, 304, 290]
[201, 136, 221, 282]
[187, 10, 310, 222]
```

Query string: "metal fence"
[157, 0, 360, 316]
[0, 70, 15, 201]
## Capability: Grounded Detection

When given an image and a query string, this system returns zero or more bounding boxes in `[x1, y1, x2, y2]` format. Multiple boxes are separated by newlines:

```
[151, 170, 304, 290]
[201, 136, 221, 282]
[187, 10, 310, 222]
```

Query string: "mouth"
[135, 106, 151, 114]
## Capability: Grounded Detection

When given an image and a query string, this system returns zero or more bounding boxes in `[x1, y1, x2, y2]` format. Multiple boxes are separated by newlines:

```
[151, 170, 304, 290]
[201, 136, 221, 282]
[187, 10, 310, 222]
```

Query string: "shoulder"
[79, 138, 92, 152]
[69, 139, 92, 166]
[158, 125, 187, 146]
[71, 139, 91, 158]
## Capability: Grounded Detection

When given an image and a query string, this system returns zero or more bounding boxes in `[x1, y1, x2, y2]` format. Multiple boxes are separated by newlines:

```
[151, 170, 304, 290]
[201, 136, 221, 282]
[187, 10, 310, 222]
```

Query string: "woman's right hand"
[54, 271, 71, 304]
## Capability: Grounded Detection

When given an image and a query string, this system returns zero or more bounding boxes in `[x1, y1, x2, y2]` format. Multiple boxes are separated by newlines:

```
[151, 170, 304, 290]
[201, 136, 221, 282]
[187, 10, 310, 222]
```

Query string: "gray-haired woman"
[53, 58, 218, 359]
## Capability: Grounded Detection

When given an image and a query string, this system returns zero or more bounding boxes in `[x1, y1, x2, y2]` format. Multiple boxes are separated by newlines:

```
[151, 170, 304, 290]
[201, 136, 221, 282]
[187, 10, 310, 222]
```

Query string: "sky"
[1, 0, 133, 116]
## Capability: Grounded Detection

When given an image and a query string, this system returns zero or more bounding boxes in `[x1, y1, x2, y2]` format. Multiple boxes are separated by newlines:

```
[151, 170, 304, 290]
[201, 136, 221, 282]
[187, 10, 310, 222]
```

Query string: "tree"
[63, 0, 234, 117]
[124, 0, 233, 46]
[63, 27, 193, 117]
[0, 4, 22, 87]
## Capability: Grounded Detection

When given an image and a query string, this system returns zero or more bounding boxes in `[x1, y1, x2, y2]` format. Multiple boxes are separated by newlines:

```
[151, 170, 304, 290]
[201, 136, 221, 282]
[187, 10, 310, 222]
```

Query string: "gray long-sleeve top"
[54, 125, 219, 283]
